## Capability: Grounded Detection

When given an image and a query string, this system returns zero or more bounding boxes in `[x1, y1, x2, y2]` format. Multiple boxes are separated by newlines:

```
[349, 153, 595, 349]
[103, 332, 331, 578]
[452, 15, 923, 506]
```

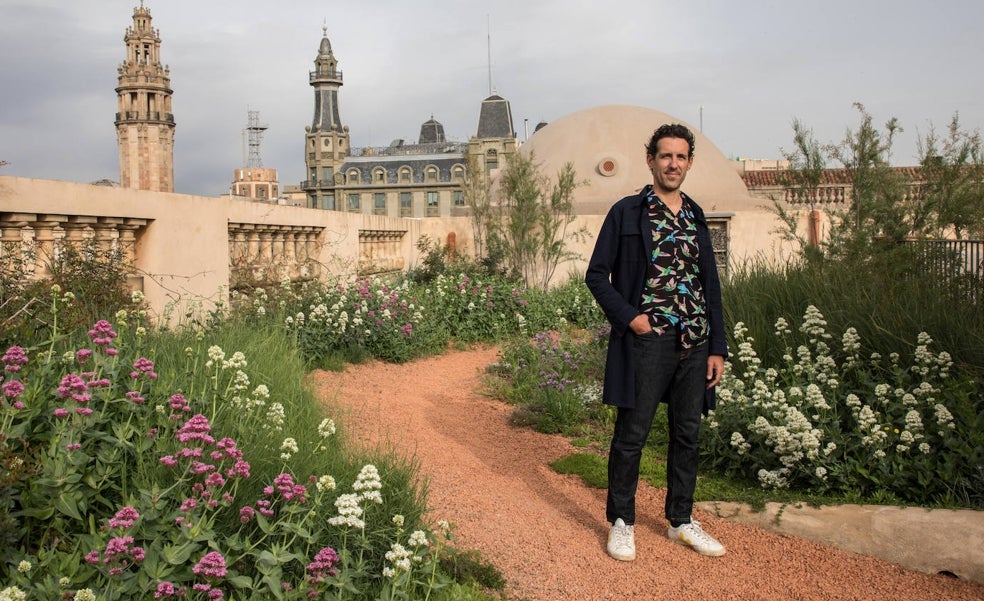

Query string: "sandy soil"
[310, 346, 984, 601]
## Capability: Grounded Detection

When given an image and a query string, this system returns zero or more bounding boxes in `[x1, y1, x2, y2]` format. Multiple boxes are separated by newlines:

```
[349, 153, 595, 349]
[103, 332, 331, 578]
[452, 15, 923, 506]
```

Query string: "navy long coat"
[584, 185, 728, 413]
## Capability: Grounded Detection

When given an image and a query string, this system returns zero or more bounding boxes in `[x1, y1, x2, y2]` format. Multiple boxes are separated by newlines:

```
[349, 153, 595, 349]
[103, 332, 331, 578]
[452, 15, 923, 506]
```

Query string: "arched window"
[347, 169, 361, 185]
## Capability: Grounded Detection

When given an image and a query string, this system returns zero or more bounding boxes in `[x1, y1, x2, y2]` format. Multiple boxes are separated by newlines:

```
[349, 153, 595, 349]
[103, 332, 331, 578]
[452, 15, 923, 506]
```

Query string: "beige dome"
[521, 105, 751, 214]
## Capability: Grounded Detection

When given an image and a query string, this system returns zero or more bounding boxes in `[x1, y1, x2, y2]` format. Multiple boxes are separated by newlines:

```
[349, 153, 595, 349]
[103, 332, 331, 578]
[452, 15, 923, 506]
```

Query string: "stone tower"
[303, 24, 350, 208]
[115, 1, 175, 192]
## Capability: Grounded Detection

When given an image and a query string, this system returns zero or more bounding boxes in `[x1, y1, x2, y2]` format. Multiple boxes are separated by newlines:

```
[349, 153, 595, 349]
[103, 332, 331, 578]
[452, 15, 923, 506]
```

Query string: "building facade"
[300, 27, 519, 218]
[115, 1, 175, 192]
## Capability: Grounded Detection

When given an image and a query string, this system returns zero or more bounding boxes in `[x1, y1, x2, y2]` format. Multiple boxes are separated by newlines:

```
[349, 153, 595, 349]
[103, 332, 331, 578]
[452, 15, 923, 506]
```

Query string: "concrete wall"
[1, 175, 817, 324]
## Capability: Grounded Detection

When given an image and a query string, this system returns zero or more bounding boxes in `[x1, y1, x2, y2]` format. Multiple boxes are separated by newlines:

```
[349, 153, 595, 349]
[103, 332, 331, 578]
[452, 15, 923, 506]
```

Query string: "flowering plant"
[702, 305, 981, 504]
[0, 291, 454, 600]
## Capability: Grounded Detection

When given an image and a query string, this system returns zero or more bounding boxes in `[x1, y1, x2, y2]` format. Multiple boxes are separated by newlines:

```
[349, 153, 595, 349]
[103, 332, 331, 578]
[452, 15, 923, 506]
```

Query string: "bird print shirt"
[639, 186, 710, 349]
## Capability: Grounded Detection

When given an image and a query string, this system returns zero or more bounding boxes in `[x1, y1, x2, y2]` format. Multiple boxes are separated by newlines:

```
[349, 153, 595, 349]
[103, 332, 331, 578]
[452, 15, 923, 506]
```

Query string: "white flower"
[0, 587, 27, 601]
[16, 561, 31, 574]
[392, 514, 405, 528]
[408, 530, 428, 547]
[318, 418, 336, 438]
[316, 475, 336, 492]
[280, 437, 299, 460]
[328, 493, 365, 529]
[74, 590, 97, 601]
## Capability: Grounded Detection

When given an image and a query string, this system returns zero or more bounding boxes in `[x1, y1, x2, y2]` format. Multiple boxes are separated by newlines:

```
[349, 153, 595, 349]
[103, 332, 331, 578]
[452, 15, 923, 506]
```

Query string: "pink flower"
[130, 357, 158, 380]
[239, 506, 255, 523]
[88, 320, 118, 346]
[67, 443, 82, 451]
[193, 551, 228, 579]
[57, 374, 88, 400]
[307, 546, 340, 586]
[154, 582, 177, 599]
[2, 379, 24, 399]
[76, 407, 93, 416]
[126, 390, 145, 404]
[54, 408, 69, 418]
[2, 346, 28, 371]
[177, 414, 215, 445]
[108, 506, 140, 529]
[76, 349, 93, 364]
[160, 455, 178, 467]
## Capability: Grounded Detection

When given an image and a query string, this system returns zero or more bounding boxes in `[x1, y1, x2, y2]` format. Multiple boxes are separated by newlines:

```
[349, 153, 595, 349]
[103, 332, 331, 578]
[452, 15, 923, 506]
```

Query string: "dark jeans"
[606, 331, 708, 525]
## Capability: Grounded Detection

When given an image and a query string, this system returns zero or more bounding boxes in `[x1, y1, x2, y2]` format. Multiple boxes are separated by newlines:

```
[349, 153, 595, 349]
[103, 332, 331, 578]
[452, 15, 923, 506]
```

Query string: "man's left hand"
[706, 355, 724, 389]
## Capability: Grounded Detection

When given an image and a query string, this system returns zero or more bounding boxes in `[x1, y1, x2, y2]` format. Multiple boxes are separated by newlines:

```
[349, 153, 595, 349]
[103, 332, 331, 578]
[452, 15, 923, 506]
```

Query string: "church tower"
[303, 24, 349, 209]
[115, 1, 175, 192]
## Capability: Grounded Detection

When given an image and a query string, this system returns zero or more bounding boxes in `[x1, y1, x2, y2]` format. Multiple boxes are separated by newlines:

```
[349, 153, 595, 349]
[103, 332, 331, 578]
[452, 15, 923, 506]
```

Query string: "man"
[585, 123, 728, 561]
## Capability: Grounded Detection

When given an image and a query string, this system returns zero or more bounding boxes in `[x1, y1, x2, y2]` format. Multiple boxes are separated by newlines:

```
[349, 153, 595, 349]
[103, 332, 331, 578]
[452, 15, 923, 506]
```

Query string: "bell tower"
[303, 24, 349, 208]
[115, 1, 175, 192]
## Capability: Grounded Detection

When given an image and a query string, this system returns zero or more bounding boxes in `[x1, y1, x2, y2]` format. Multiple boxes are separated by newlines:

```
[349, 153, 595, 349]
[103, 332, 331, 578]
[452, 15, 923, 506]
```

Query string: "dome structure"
[522, 105, 752, 214]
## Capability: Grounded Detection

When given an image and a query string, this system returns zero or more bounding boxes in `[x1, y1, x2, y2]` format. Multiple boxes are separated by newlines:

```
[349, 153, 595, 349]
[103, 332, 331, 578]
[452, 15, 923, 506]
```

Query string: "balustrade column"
[30, 215, 67, 279]
[284, 231, 298, 280]
[0, 214, 31, 271]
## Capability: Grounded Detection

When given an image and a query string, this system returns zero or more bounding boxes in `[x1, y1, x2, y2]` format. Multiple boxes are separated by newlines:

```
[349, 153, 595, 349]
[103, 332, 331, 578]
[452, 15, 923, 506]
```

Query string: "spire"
[309, 24, 343, 133]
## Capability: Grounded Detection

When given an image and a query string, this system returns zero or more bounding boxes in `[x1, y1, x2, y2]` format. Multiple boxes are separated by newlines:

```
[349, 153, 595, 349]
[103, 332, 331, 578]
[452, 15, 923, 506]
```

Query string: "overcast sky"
[1, 0, 981, 197]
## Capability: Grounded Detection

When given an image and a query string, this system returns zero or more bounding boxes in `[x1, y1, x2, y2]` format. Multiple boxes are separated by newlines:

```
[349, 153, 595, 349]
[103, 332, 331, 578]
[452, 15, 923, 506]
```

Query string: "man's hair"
[645, 123, 696, 159]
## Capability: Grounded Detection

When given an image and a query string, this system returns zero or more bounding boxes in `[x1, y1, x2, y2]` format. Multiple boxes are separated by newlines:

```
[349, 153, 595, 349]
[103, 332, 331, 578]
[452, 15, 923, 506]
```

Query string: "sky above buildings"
[1, 0, 981, 197]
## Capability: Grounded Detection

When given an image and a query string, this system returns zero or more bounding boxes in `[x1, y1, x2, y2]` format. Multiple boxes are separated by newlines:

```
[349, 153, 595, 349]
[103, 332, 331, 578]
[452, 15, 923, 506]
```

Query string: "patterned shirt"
[639, 186, 709, 348]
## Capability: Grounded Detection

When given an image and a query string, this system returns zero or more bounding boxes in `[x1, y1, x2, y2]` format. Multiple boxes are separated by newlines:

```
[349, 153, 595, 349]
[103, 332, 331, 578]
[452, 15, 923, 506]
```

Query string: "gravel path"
[311, 346, 984, 601]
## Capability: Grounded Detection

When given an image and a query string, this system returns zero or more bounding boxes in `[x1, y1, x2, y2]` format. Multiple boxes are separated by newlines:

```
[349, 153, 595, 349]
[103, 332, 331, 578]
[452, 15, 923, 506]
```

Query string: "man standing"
[585, 123, 728, 561]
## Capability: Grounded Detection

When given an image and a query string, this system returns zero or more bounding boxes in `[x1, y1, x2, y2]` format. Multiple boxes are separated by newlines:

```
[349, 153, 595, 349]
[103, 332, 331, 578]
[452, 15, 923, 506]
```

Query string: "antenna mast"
[487, 15, 493, 95]
[246, 109, 268, 168]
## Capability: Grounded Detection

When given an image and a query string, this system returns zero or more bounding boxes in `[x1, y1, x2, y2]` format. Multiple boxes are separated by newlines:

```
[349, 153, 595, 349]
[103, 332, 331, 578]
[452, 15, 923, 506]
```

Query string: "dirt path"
[311, 346, 984, 601]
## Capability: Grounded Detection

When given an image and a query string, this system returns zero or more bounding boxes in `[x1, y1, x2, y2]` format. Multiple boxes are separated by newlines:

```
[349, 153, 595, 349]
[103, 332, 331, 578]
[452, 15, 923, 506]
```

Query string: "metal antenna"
[246, 109, 268, 168]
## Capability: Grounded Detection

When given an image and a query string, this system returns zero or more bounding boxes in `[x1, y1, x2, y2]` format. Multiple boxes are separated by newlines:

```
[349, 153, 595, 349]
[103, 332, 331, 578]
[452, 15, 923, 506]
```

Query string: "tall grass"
[723, 255, 984, 378]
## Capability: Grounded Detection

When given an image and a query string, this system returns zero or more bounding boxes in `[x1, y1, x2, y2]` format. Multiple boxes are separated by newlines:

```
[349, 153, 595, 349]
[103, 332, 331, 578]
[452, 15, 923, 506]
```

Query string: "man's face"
[646, 137, 693, 195]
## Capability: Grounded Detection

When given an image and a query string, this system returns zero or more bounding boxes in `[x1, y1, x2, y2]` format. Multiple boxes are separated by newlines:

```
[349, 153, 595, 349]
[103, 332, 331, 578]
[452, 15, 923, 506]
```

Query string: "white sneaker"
[607, 518, 636, 561]
[667, 519, 725, 557]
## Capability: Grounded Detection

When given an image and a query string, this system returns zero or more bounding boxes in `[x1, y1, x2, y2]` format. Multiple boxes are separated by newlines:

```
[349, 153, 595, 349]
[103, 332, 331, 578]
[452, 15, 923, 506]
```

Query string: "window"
[347, 169, 360, 185]
[400, 192, 412, 217]
[426, 191, 439, 216]
[348, 193, 360, 212]
[374, 169, 386, 183]
[453, 190, 464, 207]
[486, 149, 498, 171]
[452, 166, 465, 180]
[425, 167, 438, 182]
[308, 194, 317, 209]
[323, 138, 331, 148]
[323, 194, 335, 210]
[257, 187, 267, 199]
[373, 193, 386, 215]
[321, 166, 333, 181]
[399, 167, 412, 183]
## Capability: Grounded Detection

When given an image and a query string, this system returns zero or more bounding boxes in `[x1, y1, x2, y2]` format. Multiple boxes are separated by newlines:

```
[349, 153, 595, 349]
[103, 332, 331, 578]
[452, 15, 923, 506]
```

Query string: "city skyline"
[1, 0, 981, 197]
